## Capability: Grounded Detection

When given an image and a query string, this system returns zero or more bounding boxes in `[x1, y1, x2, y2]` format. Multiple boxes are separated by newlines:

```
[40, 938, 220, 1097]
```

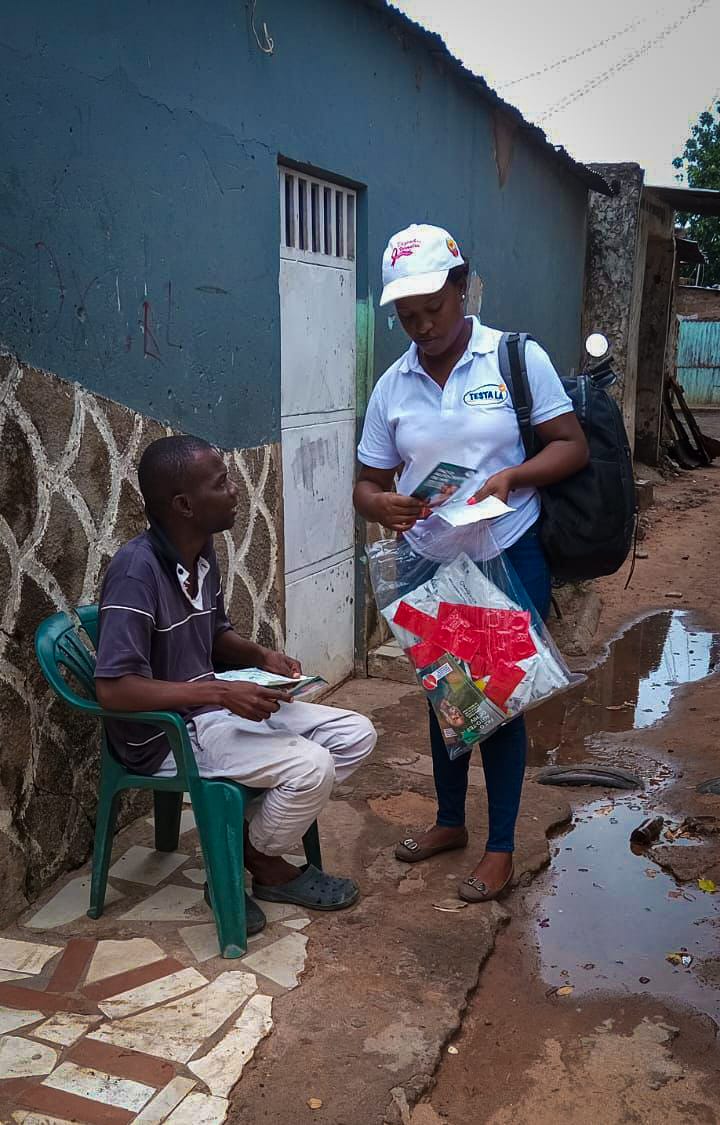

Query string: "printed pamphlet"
[418, 652, 506, 758]
[412, 462, 476, 507]
[216, 667, 325, 697]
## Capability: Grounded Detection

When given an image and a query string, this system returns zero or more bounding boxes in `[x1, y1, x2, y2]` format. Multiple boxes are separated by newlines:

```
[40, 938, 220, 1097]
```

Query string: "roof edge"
[362, 0, 612, 195]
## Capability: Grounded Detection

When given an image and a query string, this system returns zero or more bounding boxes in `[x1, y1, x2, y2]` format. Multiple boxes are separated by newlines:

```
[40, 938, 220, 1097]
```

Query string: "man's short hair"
[138, 435, 214, 516]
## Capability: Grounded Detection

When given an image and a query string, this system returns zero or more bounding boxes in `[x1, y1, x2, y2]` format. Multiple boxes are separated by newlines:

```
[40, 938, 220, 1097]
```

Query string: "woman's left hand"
[470, 468, 518, 505]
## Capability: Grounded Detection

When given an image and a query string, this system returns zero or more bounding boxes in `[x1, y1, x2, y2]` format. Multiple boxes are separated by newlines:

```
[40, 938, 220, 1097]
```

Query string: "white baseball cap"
[380, 223, 465, 307]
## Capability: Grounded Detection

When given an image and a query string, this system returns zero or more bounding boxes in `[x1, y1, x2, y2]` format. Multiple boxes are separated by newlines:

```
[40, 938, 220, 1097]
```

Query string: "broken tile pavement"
[0, 808, 311, 1124]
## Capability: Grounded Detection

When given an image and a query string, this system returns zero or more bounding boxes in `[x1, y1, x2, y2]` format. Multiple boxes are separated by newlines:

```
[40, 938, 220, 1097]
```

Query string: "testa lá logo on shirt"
[463, 382, 509, 407]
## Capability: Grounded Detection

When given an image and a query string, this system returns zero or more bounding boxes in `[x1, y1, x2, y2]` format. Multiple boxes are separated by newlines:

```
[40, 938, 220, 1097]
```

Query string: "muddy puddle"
[527, 610, 720, 768]
[526, 611, 720, 1018]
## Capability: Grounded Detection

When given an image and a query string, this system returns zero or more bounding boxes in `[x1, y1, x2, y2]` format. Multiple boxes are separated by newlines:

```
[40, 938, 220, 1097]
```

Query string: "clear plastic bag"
[367, 520, 583, 760]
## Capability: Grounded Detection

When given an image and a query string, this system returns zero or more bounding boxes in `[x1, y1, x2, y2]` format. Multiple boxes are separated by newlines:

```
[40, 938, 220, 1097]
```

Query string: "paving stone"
[181, 868, 206, 885]
[25, 877, 123, 931]
[178, 921, 267, 962]
[99, 966, 207, 1020]
[86, 938, 166, 984]
[162, 1092, 229, 1125]
[131, 1077, 197, 1125]
[31, 1012, 101, 1046]
[0, 1005, 45, 1034]
[282, 916, 311, 931]
[189, 993, 273, 1098]
[88, 971, 258, 1064]
[67, 1038, 174, 1088]
[109, 846, 190, 887]
[13, 1113, 76, 1125]
[42, 1061, 155, 1113]
[254, 900, 304, 923]
[241, 932, 308, 990]
[84, 957, 187, 1003]
[47, 937, 96, 992]
[15, 1087, 135, 1125]
[178, 924, 220, 963]
[0, 937, 62, 974]
[145, 809, 196, 835]
[179, 810, 196, 834]
[0, 1036, 57, 1080]
[119, 885, 206, 923]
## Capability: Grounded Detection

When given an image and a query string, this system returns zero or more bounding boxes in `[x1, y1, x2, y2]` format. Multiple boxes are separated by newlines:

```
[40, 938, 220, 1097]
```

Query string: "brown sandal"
[458, 865, 514, 903]
[395, 827, 469, 864]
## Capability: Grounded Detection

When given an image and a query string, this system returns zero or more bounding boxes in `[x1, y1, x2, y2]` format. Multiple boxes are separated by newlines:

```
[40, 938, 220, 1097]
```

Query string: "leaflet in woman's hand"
[436, 496, 514, 526]
[411, 462, 476, 505]
[216, 668, 325, 696]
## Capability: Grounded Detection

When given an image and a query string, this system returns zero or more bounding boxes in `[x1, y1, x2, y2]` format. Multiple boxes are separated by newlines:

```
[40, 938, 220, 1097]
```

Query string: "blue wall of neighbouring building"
[677, 318, 720, 405]
[0, 0, 589, 450]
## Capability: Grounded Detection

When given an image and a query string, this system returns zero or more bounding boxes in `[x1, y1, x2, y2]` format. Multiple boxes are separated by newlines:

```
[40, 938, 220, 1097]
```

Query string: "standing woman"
[354, 224, 588, 902]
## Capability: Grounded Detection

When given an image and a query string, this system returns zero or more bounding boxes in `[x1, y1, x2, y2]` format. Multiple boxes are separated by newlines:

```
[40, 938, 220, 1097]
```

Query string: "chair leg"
[302, 819, 323, 871]
[191, 780, 248, 958]
[154, 791, 183, 852]
[87, 785, 121, 920]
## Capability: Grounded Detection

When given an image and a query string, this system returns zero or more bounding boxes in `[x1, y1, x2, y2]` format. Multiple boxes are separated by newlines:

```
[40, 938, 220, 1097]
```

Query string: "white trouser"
[154, 701, 376, 856]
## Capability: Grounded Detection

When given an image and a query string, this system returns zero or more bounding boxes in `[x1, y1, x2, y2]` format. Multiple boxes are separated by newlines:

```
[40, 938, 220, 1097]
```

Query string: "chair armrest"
[91, 705, 199, 784]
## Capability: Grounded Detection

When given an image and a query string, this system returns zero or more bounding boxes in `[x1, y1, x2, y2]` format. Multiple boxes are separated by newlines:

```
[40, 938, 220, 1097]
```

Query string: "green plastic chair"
[34, 605, 322, 958]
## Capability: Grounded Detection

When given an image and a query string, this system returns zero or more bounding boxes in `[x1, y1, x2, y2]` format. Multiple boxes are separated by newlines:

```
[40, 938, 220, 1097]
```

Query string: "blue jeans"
[419, 526, 551, 852]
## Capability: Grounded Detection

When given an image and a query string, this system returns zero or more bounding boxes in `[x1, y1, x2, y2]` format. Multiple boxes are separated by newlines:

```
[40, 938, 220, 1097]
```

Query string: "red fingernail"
[467, 497, 477, 506]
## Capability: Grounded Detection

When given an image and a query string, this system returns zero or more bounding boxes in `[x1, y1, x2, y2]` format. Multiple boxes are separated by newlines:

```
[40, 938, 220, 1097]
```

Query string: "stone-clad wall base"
[0, 353, 284, 926]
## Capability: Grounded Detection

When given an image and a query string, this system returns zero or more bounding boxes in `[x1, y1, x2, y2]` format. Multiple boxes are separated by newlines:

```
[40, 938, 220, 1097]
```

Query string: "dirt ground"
[420, 467, 720, 1125]
[224, 467, 720, 1125]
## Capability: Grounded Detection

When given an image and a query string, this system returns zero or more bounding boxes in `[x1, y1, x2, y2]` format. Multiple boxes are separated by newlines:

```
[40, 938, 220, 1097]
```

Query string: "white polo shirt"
[357, 317, 573, 556]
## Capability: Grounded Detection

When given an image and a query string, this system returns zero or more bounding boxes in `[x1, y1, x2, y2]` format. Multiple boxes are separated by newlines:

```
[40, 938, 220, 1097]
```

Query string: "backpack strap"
[499, 332, 535, 458]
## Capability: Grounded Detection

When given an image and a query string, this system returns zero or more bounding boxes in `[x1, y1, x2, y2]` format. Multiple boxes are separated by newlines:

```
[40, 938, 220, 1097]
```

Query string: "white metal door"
[279, 169, 357, 685]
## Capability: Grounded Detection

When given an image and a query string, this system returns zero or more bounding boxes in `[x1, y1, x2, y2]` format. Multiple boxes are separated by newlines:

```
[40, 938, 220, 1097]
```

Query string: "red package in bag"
[470, 652, 491, 681]
[406, 640, 446, 668]
[438, 602, 536, 663]
[484, 662, 526, 709]
[427, 608, 484, 662]
[393, 601, 438, 640]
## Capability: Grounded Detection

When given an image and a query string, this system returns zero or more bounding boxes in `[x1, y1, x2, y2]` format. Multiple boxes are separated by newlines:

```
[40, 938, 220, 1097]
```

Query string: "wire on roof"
[539, 0, 713, 122]
[498, 10, 654, 90]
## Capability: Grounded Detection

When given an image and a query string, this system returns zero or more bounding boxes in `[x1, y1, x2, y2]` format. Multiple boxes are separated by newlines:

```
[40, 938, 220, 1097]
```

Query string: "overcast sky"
[393, 0, 720, 185]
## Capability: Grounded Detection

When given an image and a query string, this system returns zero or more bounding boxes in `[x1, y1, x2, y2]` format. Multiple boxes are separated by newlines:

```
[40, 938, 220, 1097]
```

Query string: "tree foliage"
[672, 99, 720, 286]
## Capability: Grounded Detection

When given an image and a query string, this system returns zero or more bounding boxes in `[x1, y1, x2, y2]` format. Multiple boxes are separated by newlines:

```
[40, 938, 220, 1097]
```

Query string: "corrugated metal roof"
[648, 185, 720, 217]
[675, 237, 706, 266]
[361, 0, 612, 195]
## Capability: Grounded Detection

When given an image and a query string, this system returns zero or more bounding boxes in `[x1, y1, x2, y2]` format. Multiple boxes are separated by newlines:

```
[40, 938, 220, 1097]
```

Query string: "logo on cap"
[390, 238, 421, 268]
[446, 238, 459, 257]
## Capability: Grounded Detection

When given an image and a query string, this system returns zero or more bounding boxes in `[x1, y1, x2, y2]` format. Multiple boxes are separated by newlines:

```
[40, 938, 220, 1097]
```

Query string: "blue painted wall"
[677, 319, 720, 405]
[0, 0, 589, 449]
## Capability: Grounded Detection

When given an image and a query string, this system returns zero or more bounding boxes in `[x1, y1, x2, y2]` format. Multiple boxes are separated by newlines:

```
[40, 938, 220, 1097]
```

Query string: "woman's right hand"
[371, 492, 429, 533]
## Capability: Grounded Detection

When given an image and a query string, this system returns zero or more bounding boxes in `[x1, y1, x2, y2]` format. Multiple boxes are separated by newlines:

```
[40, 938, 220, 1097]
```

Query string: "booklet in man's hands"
[216, 667, 326, 697]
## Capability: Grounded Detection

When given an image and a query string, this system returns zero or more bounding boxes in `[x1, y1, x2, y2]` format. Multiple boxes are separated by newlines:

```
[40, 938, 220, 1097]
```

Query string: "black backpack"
[498, 332, 636, 582]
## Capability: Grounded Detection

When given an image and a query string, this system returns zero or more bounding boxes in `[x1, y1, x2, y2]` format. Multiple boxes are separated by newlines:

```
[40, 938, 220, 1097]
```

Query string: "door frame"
[277, 157, 370, 678]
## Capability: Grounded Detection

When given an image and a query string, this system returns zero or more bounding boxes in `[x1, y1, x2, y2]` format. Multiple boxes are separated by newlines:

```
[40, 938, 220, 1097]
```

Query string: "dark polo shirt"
[94, 530, 232, 774]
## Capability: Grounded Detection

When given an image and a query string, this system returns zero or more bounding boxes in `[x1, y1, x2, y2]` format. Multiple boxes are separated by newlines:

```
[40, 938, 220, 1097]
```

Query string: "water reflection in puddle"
[527, 611, 720, 768]
[527, 798, 720, 1017]
[526, 611, 720, 1017]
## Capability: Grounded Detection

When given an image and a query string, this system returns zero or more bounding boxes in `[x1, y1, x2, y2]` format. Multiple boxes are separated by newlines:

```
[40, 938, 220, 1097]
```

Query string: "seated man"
[95, 435, 376, 934]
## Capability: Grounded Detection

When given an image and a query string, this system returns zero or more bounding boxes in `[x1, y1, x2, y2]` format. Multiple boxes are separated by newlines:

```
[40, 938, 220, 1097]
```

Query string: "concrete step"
[367, 640, 416, 685]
